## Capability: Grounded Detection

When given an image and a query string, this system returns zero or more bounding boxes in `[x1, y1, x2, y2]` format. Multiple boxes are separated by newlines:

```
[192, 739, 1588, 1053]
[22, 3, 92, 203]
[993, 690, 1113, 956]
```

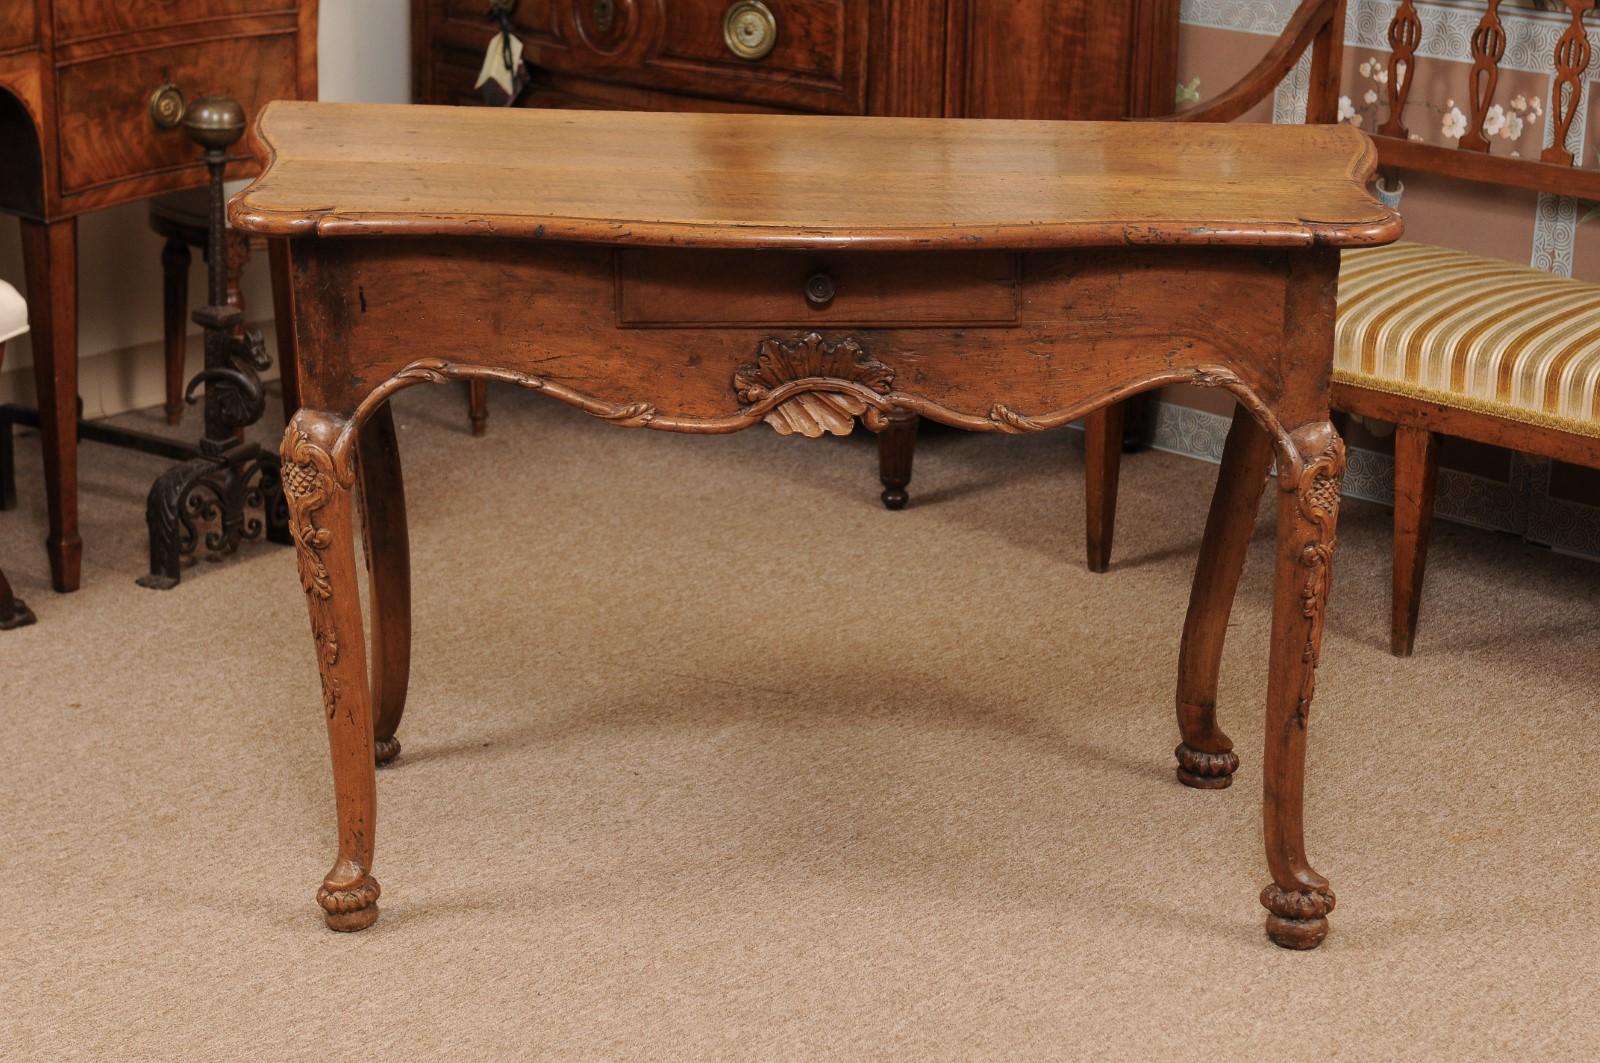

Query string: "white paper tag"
[475, 31, 525, 99]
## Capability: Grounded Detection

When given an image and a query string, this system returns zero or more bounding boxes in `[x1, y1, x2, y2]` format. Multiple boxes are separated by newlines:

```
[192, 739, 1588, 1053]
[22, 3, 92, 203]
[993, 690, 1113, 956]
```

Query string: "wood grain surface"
[233, 102, 1401, 249]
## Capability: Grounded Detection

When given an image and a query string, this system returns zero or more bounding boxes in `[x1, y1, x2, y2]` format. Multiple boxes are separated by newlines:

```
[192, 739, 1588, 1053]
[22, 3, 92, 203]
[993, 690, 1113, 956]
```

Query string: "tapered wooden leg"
[1083, 403, 1126, 572]
[875, 409, 917, 510]
[1390, 425, 1438, 657]
[282, 409, 381, 932]
[1259, 420, 1344, 950]
[160, 236, 192, 426]
[1174, 407, 1274, 789]
[20, 218, 81, 592]
[359, 403, 411, 767]
[269, 239, 302, 421]
[468, 380, 488, 437]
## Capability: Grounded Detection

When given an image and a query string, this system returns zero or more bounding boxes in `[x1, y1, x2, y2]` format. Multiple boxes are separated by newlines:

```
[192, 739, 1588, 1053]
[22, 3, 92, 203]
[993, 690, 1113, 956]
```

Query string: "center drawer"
[617, 249, 1020, 328]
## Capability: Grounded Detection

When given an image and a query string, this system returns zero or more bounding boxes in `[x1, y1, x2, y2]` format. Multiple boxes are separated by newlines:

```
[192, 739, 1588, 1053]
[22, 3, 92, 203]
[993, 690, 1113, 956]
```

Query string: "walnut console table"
[235, 103, 1402, 949]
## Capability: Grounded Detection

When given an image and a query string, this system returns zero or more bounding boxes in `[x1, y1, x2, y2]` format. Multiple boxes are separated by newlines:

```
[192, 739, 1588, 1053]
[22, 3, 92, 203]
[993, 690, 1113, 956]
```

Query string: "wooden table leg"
[875, 409, 917, 510]
[159, 236, 192, 426]
[1083, 403, 1127, 573]
[359, 402, 411, 767]
[1259, 420, 1344, 950]
[282, 409, 381, 932]
[20, 218, 82, 592]
[1174, 407, 1273, 789]
[467, 380, 488, 437]
[269, 239, 302, 421]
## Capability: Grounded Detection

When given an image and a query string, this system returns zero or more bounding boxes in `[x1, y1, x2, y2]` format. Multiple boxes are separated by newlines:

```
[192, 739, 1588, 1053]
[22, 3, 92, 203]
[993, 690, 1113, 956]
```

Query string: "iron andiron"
[135, 96, 289, 589]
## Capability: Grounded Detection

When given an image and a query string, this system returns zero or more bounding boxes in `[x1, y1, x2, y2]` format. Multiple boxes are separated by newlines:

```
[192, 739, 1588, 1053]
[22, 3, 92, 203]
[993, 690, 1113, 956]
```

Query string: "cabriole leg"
[282, 409, 381, 932]
[1174, 407, 1273, 789]
[359, 403, 411, 767]
[1260, 420, 1344, 950]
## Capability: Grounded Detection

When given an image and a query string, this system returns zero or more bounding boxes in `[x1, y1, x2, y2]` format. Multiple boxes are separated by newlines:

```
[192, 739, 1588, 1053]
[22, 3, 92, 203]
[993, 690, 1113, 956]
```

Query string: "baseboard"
[0, 322, 280, 420]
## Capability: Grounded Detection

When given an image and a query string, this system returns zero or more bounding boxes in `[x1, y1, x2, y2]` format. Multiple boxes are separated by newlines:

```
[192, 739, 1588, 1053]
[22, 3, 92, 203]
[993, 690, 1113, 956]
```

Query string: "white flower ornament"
[1442, 106, 1467, 140]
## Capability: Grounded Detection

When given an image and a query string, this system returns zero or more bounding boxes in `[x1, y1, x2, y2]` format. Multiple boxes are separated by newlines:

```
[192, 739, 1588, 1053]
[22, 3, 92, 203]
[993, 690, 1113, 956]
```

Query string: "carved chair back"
[1180, 0, 1598, 198]
[1346, 0, 1593, 197]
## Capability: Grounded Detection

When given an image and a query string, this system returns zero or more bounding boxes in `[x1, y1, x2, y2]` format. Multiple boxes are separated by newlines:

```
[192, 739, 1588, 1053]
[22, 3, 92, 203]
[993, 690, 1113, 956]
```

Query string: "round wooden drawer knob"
[724, 0, 777, 61]
[804, 271, 836, 308]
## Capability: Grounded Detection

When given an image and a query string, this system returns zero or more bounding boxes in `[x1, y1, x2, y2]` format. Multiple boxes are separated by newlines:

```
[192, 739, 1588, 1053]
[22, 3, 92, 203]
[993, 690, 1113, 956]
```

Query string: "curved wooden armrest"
[1159, 0, 1343, 125]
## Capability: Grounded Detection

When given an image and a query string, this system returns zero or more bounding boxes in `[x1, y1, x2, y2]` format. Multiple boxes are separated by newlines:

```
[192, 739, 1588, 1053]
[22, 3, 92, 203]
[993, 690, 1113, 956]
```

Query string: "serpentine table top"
[235, 103, 1395, 248]
[233, 101, 1401, 949]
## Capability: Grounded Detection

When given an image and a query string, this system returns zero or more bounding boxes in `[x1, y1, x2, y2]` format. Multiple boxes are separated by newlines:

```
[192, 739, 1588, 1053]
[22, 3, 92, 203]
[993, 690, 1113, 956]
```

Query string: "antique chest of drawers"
[0, 0, 317, 591]
[412, 0, 1180, 121]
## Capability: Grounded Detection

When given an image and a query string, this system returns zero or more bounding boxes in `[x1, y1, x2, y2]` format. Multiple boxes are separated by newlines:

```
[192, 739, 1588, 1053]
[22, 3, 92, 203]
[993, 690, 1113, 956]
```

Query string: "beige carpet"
[1, 384, 1595, 1061]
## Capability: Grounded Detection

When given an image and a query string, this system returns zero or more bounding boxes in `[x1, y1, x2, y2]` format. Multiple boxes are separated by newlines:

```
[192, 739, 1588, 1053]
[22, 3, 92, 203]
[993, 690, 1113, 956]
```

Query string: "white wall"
[0, 2, 413, 412]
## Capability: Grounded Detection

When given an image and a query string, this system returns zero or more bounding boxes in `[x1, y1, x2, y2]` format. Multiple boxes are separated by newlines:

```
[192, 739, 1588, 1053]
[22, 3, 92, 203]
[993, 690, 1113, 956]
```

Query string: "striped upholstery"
[1336, 241, 1600, 437]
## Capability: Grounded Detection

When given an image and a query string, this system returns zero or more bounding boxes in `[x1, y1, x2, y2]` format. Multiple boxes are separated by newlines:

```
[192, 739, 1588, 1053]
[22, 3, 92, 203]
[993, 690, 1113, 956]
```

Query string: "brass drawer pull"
[149, 81, 186, 129]
[723, 0, 777, 61]
[804, 271, 836, 308]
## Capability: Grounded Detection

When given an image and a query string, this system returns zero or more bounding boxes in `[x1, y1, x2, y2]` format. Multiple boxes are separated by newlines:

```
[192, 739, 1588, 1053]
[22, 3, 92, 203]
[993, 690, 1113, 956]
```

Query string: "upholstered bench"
[1332, 241, 1600, 654]
[1336, 242, 1600, 437]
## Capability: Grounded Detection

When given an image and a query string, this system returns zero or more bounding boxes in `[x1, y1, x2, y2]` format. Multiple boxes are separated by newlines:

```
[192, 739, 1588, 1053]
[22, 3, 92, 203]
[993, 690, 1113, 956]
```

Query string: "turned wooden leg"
[1260, 420, 1344, 950]
[1083, 403, 1126, 572]
[268, 239, 302, 420]
[282, 409, 381, 932]
[160, 236, 192, 426]
[468, 380, 488, 437]
[359, 403, 411, 767]
[20, 218, 82, 592]
[1390, 425, 1438, 657]
[1174, 407, 1274, 789]
[875, 409, 917, 510]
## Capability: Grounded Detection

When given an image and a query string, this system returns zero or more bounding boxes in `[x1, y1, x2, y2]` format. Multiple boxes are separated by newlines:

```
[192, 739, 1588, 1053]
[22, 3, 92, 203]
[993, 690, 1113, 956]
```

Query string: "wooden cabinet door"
[946, 0, 1177, 120]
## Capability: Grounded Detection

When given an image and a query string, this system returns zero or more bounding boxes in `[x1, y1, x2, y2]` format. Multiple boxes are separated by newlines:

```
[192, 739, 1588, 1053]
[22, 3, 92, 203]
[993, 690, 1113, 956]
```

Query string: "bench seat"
[1336, 242, 1600, 439]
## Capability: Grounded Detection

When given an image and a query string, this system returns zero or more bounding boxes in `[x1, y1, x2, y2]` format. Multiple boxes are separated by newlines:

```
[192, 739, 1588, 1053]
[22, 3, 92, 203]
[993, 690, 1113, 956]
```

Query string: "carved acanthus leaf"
[1290, 427, 1346, 727]
[282, 419, 343, 717]
[733, 333, 894, 438]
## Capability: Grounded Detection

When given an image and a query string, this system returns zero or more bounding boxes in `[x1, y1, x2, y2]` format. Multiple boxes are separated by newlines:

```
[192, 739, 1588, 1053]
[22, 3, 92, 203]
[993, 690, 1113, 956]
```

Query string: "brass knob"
[723, 0, 777, 61]
[182, 96, 247, 151]
[804, 271, 836, 308]
[149, 83, 186, 129]
[592, 0, 615, 33]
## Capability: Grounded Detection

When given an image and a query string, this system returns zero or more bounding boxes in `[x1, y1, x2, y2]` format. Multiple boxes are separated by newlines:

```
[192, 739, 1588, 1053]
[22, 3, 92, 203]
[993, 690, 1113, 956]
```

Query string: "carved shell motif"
[733, 333, 894, 438]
